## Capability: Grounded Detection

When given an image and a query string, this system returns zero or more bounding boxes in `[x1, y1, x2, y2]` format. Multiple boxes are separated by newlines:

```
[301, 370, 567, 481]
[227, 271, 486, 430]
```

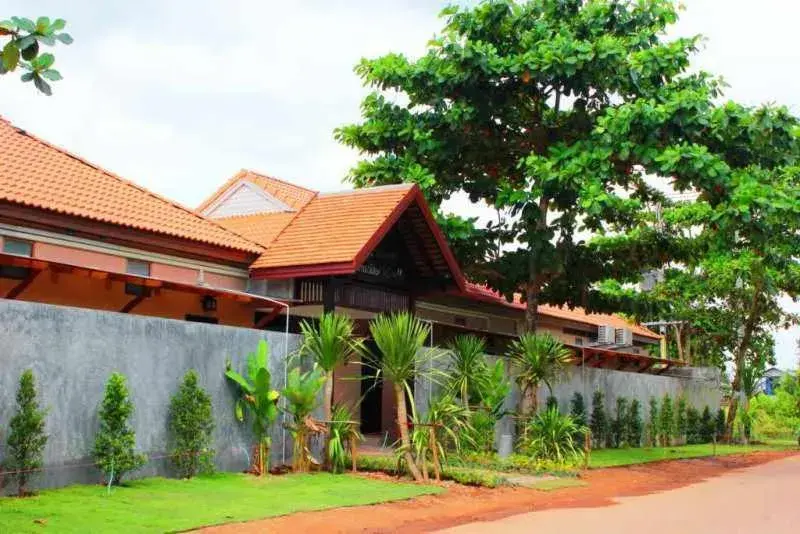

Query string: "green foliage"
[626, 399, 643, 448]
[224, 340, 280, 475]
[0, 16, 72, 94]
[5, 369, 48, 496]
[409, 394, 472, 478]
[590, 390, 608, 448]
[686, 406, 701, 444]
[700, 406, 715, 443]
[508, 333, 571, 414]
[522, 408, 586, 463]
[545, 395, 559, 413]
[659, 394, 675, 446]
[716, 408, 727, 439]
[354, 455, 508, 488]
[750, 390, 800, 440]
[282, 366, 327, 472]
[648, 397, 659, 446]
[327, 404, 362, 474]
[611, 397, 628, 448]
[570, 392, 587, 428]
[675, 397, 688, 444]
[93, 373, 147, 485]
[462, 359, 512, 454]
[451, 452, 580, 477]
[445, 334, 488, 407]
[169, 370, 215, 479]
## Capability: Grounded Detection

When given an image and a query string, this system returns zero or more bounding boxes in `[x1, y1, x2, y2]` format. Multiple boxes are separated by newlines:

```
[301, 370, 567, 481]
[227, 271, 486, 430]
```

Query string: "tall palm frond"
[446, 334, 487, 407]
[508, 332, 572, 414]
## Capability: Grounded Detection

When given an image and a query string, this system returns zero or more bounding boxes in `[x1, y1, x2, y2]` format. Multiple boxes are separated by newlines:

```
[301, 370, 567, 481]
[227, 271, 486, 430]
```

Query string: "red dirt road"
[441, 453, 800, 534]
[199, 450, 798, 534]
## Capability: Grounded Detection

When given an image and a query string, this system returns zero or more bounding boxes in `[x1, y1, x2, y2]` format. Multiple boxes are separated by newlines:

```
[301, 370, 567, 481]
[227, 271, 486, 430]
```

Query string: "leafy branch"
[0, 16, 72, 95]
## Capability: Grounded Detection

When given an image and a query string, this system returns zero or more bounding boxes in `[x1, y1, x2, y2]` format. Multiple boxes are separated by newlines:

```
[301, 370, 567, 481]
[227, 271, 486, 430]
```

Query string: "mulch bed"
[198, 450, 798, 534]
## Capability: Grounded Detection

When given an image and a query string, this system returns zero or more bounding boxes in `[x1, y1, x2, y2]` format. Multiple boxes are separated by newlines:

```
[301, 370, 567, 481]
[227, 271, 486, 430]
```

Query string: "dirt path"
[198, 450, 798, 534]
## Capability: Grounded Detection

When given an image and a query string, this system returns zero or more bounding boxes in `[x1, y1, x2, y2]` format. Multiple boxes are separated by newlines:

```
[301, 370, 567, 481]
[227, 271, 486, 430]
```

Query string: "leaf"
[50, 19, 67, 32]
[20, 71, 34, 82]
[36, 17, 51, 33]
[12, 17, 36, 33]
[41, 69, 62, 81]
[33, 52, 55, 70]
[234, 399, 245, 422]
[2, 42, 19, 71]
[56, 33, 73, 45]
[33, 73, 52, 96]
[224, 368, 254, 394]
[35, 34, 56, 46]
[19, 38, 38, 60]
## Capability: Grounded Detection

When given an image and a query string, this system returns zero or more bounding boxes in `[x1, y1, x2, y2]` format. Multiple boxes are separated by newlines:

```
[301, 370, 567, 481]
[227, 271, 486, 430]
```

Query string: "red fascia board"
[249, 261, 357, 280]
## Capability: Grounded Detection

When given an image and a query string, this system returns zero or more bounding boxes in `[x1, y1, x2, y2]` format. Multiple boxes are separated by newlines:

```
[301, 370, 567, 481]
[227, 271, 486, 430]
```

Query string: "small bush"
[452, 452, 580, 476]
[5, 370, 48, 496]
[570, 392, 587, 428]
[659, 394, 675, 446]
[715, 408, 727, 439]
[328, 404, 362, 474]
[686, 406, 701, 444]
[522, 408, 586, 462]
[676, 397, 688, 444]
[612, 397, 628, 448]
[93, 373, 147, 485]
[590, 391, 608, 448]
[647, 397, 659, 446]
[626, 399, 643, 447]
[169, 370, 215, 478]
[700, 406, 715, 443]
[354, 455, 508, 487]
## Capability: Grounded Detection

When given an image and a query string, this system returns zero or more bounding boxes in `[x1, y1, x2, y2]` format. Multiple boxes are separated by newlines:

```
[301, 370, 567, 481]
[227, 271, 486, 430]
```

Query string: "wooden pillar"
[323, 277, 336, 314]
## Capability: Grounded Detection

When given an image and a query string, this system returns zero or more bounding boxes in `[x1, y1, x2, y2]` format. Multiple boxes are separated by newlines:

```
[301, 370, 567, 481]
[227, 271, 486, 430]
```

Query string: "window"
[574, 337, 584, 346]
[126, 259, 150, 277]
[2, 238, 33, 257]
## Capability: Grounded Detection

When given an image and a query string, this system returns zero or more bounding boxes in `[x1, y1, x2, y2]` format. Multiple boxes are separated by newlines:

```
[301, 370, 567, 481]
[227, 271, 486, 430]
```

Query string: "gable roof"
[0, 117, 261, 254]
[215, 212, 298, 249]
[464, 283, 661, 340]
[197, 170, 316, 214]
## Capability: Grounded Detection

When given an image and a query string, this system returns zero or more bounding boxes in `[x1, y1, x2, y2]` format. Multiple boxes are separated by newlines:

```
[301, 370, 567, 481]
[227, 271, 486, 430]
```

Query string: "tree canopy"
[1, 16, 72, 95]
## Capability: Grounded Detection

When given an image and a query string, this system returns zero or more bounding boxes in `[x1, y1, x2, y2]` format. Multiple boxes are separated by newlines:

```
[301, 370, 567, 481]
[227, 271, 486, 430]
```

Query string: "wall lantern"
[201, 295, 217, 312]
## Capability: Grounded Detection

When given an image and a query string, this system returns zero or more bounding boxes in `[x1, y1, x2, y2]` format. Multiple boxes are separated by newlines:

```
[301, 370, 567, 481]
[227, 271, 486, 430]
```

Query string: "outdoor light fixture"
[201, 295, 217, 312]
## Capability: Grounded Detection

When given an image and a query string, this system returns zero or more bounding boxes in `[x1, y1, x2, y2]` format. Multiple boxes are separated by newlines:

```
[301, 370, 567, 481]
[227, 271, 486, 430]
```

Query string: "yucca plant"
[409, 394, 472, 480]
[225, 340, 280, 476]
[446, 334, 487, 408]
[523, 407, 586, 463]
[282, 366, 327, 472]
[328, 404, 362, 474]
[368, 312, 433, 482]
[509, 333, 572, 415]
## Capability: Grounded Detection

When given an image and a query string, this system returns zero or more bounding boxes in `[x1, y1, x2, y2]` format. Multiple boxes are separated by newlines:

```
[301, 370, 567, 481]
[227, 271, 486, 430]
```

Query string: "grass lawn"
[0, 473, 440, 533]
[589, 442, 795, 469]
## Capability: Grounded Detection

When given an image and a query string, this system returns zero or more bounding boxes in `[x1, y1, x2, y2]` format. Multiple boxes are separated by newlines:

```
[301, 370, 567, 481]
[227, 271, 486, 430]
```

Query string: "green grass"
[529, 478, 588, 491]
[589, 442, 796, 469]
[0, 473, 440, 533]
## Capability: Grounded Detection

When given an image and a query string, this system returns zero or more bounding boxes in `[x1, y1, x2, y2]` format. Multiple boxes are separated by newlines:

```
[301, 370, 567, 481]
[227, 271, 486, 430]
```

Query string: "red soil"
[198, 450, 797, 534]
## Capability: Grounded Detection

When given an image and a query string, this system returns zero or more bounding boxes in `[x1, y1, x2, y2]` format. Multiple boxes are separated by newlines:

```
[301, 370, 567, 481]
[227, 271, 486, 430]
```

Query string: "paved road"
[439, 455, 800, 534]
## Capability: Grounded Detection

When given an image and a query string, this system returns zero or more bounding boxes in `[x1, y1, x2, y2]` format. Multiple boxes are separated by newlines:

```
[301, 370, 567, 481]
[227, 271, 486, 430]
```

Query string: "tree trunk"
[674, 324, 684, 361]
[525, 282, 540, 333]
[725, 291, 760, 441]
[394, 383, 423, 481]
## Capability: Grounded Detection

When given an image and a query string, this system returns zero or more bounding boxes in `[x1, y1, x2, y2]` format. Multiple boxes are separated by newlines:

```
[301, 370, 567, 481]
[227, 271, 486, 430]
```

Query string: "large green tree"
[1, 16, 72, 94]
[337, 0, 717, 330]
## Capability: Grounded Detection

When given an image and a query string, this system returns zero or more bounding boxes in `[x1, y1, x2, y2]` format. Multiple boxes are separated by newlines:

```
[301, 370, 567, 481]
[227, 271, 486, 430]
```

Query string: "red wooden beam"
[255, 306, 282, 329]
[5, 269, 42, 300]
[120, 294, 146, 313]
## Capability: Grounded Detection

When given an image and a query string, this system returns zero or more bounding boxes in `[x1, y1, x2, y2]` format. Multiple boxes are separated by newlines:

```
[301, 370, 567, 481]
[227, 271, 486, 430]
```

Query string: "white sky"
[2, 1, 798, 368]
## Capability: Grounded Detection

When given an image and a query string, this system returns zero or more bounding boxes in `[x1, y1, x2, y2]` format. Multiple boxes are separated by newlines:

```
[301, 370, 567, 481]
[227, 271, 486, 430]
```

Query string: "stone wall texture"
[0, 299, 301, 490]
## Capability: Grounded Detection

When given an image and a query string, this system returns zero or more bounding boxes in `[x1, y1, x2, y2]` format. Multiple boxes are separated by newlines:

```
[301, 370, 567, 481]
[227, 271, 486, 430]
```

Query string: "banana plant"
[225, 340, 280, 476]
[282, 365, 327, 472]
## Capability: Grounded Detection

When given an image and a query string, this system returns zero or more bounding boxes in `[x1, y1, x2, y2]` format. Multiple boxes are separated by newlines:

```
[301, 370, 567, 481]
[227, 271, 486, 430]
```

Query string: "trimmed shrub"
[715, 408, 727, 439]
[169, 370, 215, 478]
[700, 406, 715, 443]
[612, 397, 628, 448]
[626, 399, 643, 447]
[590, 391, 608, 448]
[570, 392, 587, 428]
[5, 370, 48, 496]
[676, 396, 688, 444]
[648, 397, 659, 446]
[686, 406, 701, 444]
[93, 373, 147, 485]
[659, 394, 675, 446]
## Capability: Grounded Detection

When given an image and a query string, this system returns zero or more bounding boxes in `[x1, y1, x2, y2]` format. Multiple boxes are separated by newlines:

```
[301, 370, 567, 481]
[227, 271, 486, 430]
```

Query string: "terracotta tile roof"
[197, 169, 316, 213]
[0, 117, 262, 254]
[215, 212, 298, 249]
[250, 184, 416, 271]
[464, 283, 661, 339]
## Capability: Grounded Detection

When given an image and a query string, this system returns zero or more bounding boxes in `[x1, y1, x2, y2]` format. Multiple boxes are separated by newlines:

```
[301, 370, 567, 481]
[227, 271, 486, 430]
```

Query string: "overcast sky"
[2, 1, 798, 368]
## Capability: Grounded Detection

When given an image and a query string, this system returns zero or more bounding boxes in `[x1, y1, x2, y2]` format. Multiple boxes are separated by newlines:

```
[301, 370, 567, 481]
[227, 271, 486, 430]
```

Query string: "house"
[1, 116, 672, 436]
[759, 367, 791, 396]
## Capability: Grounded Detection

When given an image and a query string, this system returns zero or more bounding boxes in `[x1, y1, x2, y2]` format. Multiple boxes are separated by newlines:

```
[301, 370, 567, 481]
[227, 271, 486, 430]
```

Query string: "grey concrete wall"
[0, 299, 301, 490]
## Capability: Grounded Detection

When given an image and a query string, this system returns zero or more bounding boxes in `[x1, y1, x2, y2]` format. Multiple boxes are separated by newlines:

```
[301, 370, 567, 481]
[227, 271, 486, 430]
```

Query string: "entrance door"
[360, 340, 383, 434]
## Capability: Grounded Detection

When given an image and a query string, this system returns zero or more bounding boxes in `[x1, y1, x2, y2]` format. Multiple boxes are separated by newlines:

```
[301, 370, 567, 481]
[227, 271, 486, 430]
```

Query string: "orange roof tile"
[464, 283, 660, 339]
[215, 212, 298, 249]
[250, 185, 416, 271]
[197, 169, 316, 213]
[0, 117, 262, 254]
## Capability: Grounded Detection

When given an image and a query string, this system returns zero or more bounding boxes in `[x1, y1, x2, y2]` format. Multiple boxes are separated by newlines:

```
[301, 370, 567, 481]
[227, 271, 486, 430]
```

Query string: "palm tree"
[369, 312, 431, 482]
[508, 332, 572, 416]
[446, 334, 487, 408]
[298, 313, 362, 424]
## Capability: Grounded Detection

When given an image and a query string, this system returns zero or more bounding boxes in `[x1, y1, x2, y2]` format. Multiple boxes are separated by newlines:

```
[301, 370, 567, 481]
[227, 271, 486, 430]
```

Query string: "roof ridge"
[1, 117, 262, 253]
[242, 169, 318, 195]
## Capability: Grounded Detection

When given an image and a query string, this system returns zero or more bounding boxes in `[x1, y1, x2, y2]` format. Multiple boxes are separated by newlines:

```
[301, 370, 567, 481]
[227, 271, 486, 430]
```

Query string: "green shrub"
[626, 399, 643, 447]
[716, 408, 727, 439]
[612, 397, 628, 448]
[522, 408, 585, 462]
[686, 406, 701, 444]
[750, 389, 800, 440]
[282, 366, 326, 472]
[659, 394, 675, 446]
[93, 373, 147, 485]
[700, 406, 715, 443]
[353, 455, 507, 487]
[328, 404, 362, 474]
[590, 391, 608, 448]
[570, 392, 587, 428]
[545, 395, 559, 413]
[648, 397, 659, 446]
[676, 397, 688, 444]
[5, 370, 48, 496]
[452, 452, 580, 476]
[464, 409, 497, 453]
[169, 370, 215, 478]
